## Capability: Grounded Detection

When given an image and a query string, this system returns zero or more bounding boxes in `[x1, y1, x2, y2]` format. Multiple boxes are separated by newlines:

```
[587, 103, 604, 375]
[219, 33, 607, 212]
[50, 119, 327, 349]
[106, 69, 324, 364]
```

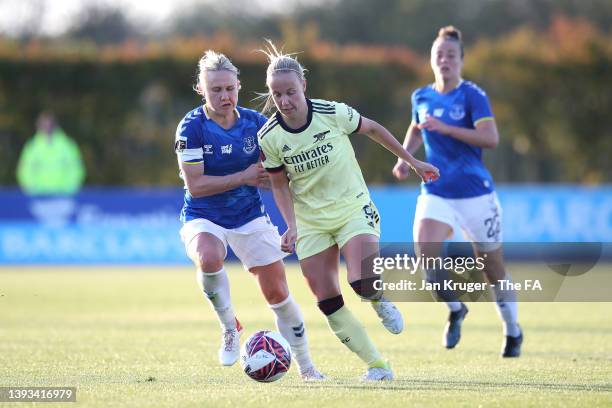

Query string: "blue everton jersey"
[412, 80, 495, 198]
[174, 105, 268, 228]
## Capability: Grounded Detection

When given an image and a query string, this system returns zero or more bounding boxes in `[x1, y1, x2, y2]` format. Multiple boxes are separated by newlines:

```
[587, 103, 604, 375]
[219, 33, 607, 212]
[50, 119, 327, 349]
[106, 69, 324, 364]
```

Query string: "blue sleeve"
[467, 85, 494, 126]
[411, 90, 419, 124]
[256, 112, 269, 131]
[175, 114, 204, 164]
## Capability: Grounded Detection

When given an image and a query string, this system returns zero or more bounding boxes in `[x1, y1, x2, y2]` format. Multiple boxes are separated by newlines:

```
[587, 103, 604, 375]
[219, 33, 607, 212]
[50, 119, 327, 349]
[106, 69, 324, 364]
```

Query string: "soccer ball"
[240, 330, 291, 382]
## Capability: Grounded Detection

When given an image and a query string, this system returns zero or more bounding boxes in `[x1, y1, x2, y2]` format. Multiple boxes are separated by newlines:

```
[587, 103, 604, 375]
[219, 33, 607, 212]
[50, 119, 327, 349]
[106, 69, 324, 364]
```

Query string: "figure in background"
[17, 112, 85, 196]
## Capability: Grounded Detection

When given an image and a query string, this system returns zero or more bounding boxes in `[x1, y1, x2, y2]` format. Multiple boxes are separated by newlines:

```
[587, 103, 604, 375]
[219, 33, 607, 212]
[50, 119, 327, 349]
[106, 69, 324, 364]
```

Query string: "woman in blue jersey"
[392, 26, 522, 357]
[174, 50, 324, 380]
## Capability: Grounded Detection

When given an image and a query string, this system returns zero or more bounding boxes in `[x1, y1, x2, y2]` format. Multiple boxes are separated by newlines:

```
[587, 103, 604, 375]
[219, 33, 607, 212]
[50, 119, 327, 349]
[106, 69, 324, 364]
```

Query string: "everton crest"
[243, 135, 257, 154]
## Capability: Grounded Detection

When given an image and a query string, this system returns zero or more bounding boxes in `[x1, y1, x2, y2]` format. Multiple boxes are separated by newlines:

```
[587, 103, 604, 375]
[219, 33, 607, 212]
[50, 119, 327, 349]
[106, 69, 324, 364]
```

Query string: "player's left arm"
[418, 85, 499, 148]
[418, 116, 499, 148]
[358, 116, 439, 183]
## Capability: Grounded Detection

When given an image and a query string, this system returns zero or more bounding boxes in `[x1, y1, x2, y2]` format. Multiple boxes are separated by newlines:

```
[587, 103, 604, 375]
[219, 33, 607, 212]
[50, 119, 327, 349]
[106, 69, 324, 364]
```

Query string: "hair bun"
[438, 25, 462, 41]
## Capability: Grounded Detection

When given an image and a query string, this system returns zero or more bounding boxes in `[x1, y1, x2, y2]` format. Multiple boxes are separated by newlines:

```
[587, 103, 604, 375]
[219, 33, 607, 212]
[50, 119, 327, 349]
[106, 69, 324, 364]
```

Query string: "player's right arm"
[267, 170, 297, 253]
[175, 113, 267, 198]
[393, 90, 425, 180]
[393, 121, 423, 180]
[178, 161, 267, 198]
[258, 125, 297, 253]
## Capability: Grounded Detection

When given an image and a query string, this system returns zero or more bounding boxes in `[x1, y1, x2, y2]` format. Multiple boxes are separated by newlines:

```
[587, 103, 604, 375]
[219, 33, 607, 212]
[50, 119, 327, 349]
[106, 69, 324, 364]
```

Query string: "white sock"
[269, 295, 313, 372]
[492, 275, 520, 337]
[196, 267, 236, 331]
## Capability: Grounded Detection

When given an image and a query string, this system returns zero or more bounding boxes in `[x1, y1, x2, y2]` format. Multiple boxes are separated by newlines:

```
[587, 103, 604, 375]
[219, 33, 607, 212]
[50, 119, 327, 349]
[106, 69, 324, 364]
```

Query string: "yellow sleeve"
[258, 129, 283, 171]
[334, 102, 362, 134]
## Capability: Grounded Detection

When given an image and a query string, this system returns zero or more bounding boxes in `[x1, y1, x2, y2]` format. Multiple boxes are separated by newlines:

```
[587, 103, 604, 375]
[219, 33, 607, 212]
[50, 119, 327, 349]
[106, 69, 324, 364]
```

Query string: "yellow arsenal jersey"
[259, 99, 372, 229]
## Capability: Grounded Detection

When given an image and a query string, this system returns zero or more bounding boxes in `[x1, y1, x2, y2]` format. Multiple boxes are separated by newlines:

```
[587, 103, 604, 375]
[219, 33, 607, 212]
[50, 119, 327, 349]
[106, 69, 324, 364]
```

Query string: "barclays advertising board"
[0, 185, 610, 264]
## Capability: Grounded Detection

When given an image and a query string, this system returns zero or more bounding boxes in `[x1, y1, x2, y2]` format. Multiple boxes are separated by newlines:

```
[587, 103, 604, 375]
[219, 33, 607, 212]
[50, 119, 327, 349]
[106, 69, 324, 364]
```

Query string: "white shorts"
[413, 192, 502, 252]
[179, 215, 287, 270]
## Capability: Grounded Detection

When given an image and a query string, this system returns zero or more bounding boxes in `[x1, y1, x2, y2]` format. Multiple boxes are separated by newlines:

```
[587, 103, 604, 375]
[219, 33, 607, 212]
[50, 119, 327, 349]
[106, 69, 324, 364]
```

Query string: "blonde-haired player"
[258, 42, 439, 381]
[176, 50, 324, 380]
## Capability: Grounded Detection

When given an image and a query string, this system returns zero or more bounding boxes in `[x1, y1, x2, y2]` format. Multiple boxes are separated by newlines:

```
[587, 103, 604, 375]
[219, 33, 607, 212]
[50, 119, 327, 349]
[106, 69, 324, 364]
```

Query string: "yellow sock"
[368, 359, 390, 369]
[326, 306, 385, 366]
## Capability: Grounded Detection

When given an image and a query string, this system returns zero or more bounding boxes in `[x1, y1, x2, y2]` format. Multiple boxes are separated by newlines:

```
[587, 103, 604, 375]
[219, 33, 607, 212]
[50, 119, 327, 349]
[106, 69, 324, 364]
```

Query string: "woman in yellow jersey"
[258, 42, 439, 381]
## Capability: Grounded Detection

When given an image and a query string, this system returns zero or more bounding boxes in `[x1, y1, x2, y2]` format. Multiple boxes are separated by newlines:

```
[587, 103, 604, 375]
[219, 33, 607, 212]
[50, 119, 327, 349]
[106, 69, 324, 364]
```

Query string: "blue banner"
[0, 185, 610, 264]
[371, 185, 612, 243]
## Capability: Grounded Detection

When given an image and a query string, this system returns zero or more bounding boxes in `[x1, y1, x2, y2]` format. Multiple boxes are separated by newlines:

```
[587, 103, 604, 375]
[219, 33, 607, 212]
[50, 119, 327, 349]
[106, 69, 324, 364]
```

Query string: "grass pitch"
[1, 264, 612, 407]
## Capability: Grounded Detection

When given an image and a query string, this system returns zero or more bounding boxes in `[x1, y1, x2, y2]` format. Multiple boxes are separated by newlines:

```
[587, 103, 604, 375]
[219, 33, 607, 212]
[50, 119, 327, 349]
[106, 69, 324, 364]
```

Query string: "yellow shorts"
[296, 201, 381, 260]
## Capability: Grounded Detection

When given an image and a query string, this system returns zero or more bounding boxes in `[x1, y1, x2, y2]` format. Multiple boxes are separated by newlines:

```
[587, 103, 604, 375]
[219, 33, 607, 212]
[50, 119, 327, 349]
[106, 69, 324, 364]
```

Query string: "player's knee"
[263, 284, 289, 305]
[194, 252, 224, 272]
[483, 258, 506, 281]
[416, 240, 443, 258]
[416, 226, 447, 251]
[349, 277, 381, 300]
[265, 289, 289, 306]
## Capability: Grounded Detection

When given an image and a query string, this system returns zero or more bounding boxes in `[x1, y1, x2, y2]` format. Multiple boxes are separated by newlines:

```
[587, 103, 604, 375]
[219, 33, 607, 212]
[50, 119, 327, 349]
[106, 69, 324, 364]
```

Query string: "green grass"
[1, 264, 612, 407]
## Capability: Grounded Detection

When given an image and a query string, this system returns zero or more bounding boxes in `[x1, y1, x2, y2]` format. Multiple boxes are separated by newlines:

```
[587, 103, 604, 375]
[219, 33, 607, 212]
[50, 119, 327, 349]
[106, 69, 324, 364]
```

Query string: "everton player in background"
[174, 50, 324, 380]
[392, 26, 523, 357]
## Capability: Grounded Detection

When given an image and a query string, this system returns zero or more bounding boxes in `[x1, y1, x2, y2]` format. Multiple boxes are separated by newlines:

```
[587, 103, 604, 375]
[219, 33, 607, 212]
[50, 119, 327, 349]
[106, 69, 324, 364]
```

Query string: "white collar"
[203, 105, 240, 120]
[432, 78, 464, 93]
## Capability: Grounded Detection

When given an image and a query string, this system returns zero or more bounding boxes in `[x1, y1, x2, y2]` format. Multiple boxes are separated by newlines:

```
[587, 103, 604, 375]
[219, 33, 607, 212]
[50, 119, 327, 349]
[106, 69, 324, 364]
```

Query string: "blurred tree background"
[0, 0, 610, 186]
